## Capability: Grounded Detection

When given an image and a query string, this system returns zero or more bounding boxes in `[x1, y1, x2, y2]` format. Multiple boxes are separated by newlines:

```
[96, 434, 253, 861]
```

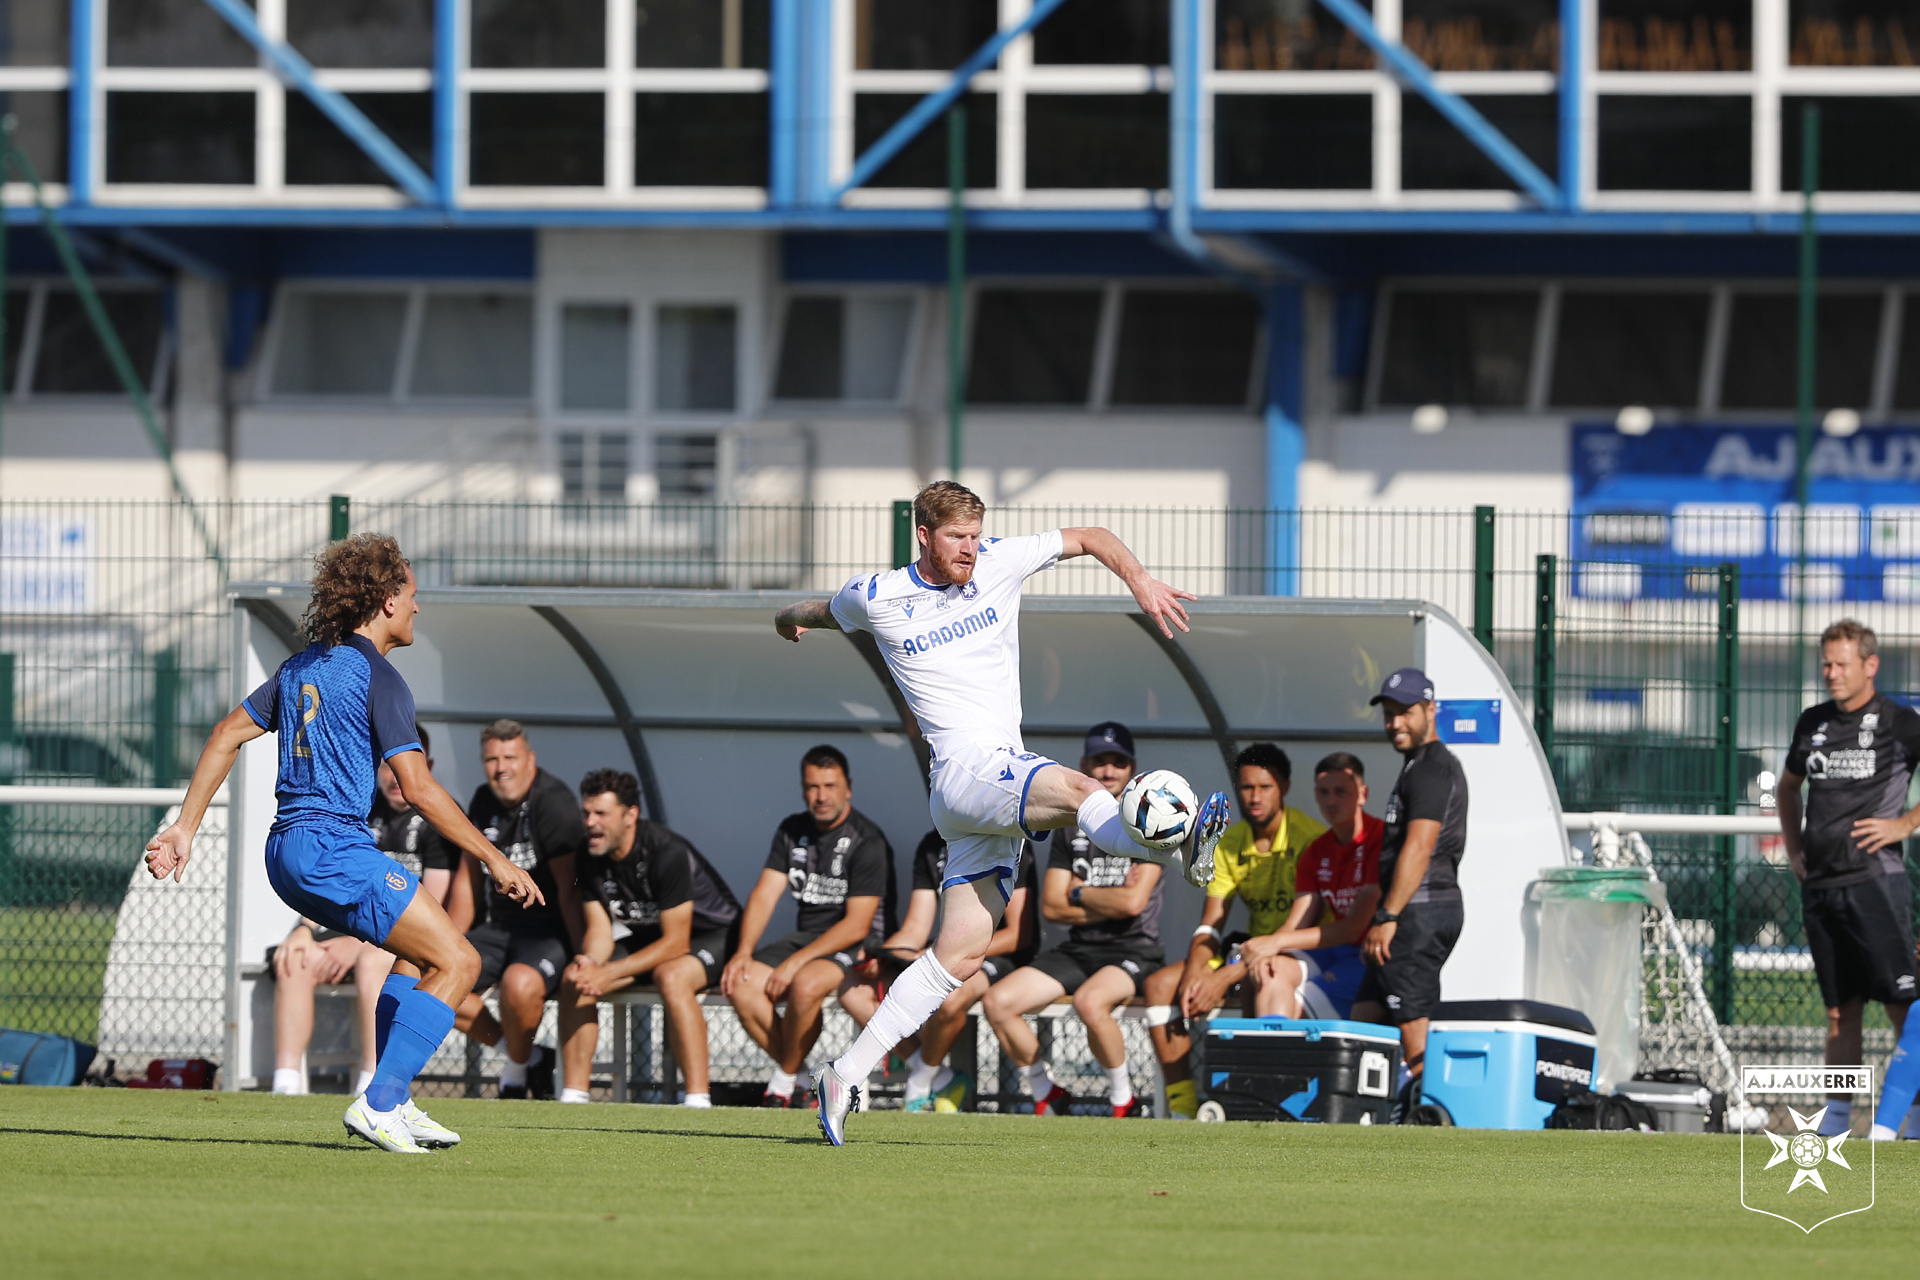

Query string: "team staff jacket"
[466, 767, 587, 932]
[911, 830, 1040, 966]
[1205, 806, 1329, 937]
[1050, 824, 1163, 950]
[765, 809, 896, 953]
[576, 818, 741, 946]
[1296, 812, 1385, 925]
[1785, 694, 1920, 887]
[367, 794, 456, 879]
[1379, 739, 1469, 905]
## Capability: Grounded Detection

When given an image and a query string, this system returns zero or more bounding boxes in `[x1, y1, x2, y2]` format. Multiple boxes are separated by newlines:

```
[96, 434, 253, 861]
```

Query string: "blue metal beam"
[769, 0, 801, 207]
[199, 0, 439, 206]
[67, 0, 95, 205]
[832, 0, 1072, 202]
[1315, 0, 1565, 211]
[433, 0, 458, 206]
[796, 0, 835, 207]
[1559, 0, 1581, 210]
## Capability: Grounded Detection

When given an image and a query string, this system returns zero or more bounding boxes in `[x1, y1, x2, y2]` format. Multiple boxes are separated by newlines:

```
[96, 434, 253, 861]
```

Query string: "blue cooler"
[1419, 1000, 1597, 1129]
[1199, 1018, 1402, 1124]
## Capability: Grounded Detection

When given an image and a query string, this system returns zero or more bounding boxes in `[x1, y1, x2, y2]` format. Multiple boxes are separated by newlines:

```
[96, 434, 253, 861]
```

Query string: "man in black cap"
[1352, 668, 1467, 1114]
[981, 721, 1164, 1117]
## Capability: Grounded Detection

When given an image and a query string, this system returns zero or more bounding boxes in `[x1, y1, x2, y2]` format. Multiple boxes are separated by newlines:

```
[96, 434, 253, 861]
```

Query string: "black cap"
[1082, 721, 1135, 762]
[1369, 667, 1435, 706]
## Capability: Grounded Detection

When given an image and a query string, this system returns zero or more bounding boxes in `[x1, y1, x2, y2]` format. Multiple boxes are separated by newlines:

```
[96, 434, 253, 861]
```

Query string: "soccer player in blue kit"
[145, 534, 543, 1153]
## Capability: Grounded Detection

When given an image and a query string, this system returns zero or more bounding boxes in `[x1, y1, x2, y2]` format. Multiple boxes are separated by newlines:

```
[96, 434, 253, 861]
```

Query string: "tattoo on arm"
[779, 600, 842, 631]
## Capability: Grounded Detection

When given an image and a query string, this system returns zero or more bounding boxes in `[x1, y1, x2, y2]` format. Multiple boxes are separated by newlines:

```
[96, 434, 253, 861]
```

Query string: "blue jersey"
[244, 635, 422, 832]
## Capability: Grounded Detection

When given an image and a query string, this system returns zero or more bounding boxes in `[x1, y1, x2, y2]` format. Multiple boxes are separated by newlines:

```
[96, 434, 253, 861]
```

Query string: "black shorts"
[1803, 872, 1917, 1008]
[753, 929, 859, 974]
[979, 953, 1036, 985]
[1028, 941, 1164, 997]
[469, 920, 571, 998]
[609, 922, 739, 990]
[1355, 898, 1463, 1024]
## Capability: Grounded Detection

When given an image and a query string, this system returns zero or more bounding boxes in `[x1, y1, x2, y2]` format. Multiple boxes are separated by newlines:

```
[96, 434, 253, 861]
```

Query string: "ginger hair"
[912, 480, 986, 537]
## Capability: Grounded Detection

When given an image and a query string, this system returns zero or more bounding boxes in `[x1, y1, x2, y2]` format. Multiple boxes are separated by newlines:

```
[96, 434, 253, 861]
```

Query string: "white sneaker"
[401, 1099, 461, 1148]
[1869, 1123, 1899, 1142]
[343, 1095, 430, 1154]
[813, 1065, 860, 1147]
[1182, 792, 1232, 889]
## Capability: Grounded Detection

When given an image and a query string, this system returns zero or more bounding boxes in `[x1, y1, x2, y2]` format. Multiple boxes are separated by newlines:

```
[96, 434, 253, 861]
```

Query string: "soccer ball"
[1120, 769, 1199, 851]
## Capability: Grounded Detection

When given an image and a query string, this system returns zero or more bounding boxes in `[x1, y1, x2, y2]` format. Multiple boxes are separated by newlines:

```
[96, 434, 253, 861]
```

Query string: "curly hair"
[302, 533, 411, 646]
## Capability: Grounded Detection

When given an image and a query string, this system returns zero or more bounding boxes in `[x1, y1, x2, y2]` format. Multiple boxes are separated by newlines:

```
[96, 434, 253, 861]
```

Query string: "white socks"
[904, 1050, 941, 1101]
[354, 1069, 375, 1095]
[499, 1045, 541, 1089]
[1819, 1100, 1852, 1137]
[1026, 1062, 1055, 1100]
[271, 1068, 303, 1096]
[682, 1092, 712, 1109]
[559, 1088, 592, 1104]
[1107, 1065, 1133, 1107]
[833, 952, 962, 1085]
[767, 1068, 798, 1098]
[1077, 789, 1173, 866]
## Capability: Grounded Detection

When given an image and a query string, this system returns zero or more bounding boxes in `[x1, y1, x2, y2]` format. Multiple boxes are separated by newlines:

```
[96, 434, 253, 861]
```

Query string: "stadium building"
[5, 0, 1918, 522]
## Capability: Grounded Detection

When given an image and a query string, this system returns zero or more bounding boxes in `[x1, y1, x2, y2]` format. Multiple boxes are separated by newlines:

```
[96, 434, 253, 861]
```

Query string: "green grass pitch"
[1, 1087, 1911, 1279]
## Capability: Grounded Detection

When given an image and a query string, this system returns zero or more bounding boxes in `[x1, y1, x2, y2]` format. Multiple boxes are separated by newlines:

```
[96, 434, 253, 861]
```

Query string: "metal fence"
[1, 497, 1914, 1091]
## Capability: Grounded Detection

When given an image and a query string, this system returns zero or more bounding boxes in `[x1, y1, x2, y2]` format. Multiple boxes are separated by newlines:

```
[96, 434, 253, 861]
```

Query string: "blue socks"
[374, 972, 418, 1062]
[1875, 1017, 1920, 1134]
[365, 985, 455, 1113]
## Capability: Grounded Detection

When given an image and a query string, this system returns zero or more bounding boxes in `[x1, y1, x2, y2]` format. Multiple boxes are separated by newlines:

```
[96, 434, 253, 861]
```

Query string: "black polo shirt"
[1784, 693, 1920, 887]
[1380, 738, 1469, 904]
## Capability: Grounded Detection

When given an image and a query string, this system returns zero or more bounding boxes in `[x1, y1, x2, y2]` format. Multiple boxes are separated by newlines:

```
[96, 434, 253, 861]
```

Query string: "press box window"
[1215, 96, 1371, 190]
[1598, 0, 1750, 70]
[559, 431, 631, 503]
[772, 295, 914, 403]
[1791, 0, 1919, 66]
[1402, 0, 1559, 70]
[1216, 0, 1374, 69]
[288, 0, 433, 67]
[634, 93, 769, 187]
[1597, 96, 1750, 190]
[1377, 289, 1539, 408]
[286, 94, 432, 186]
[1402, 95, 1555, 190]
[34, 289, 167, 395]
[106, 92, 255, 184]
[469, 93, 605, 187]
[471, 0, 605, 67]
[656, 305, 737, 412]
[968, 290, 1103, 405]
[1025, 95, 1168, 190]
[1110, 291, 1260, 408]
[1720, 293, 1880, 412]
[852, 93, 996, 189]
[855, 0, 998, 69]
[1549, 291, 1710, 409]
[636, 0, 770, 67]
[1032, 0, 1168, 65]
[0, 0, 68, 66]
[108, 0, 254, 66]
[0, 91, 67, 182]
[1783, 97, 1920, 193]
[655, 432, 720, 498]
[272, 292, 409, 397]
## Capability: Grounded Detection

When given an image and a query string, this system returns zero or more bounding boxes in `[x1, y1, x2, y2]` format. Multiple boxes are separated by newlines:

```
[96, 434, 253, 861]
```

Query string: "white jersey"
[830, 530, 1064, 758]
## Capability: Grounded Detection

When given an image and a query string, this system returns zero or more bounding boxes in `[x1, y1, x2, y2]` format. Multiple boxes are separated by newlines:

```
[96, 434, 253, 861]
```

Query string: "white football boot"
[400, 1099, 461, 1148]
[812, 1065, 860, 1147]
[343, 1095, 430, 1154]
[1182, 792, 1232, 889]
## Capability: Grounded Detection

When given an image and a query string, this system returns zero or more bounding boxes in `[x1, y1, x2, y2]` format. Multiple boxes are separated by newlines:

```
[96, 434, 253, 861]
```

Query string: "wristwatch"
[1371, 908, 1401, 926]
[1069, 885, 1085, 908]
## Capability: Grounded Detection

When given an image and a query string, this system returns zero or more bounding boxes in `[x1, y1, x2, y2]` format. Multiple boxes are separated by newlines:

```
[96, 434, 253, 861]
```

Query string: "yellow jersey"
[1205, 807, 1329, 937]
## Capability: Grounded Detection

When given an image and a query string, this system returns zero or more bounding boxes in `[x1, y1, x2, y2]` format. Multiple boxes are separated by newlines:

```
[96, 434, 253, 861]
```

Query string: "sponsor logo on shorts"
[1121, 959, 1141, 975]
[385, 870, 408, 891]
[538, 958, 556, 977]
[1384, 993, 1401, 1009]
[1899, 974, 1916, 993]
[696, 949, 715, 965]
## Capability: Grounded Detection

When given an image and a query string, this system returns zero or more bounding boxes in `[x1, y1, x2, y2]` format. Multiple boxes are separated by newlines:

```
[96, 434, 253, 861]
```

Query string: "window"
[559, 431, 631, 503]
[1402, 0, 1558, 71]
[634, 93, 769, 186]
[1110, 291, 1260, 407]
[0, 91, 66, 182]
[272, 291, 409, 397]
[411, 294, 533, 398]
[560, 304, 632, 411]
[967, 290, 1104, 405]
[772, 295, 914, 402]
[1026, 94, 1168, 189]
[471, 0, 605, 68]
[1378, 289, 1538, 407]
[0, 0, 68, 66]
[1549, 291, 1710, 409]
[106, 92, 255, 184]
[635, 0, 770, 68]
[1032, 0, 1169, 65]
[1215, 96, 1372, 190]
[1402, 95, 1556, 191]
[1720, 293, 1881, 412]
[1597, 96, 1750, 191]
[288, 0, 433, 67]
[1, 289, 26, 388]
[32, 288, 167, 395]
[1216, 0, 1374, 70]
[855, 0, 998, 70]
[655, 305, 737, 412]
[469, 93, 606, 186]
[108, 0, 254, 66]
[655, 432, 719, 498]
[1892, 295, 1920, 413]
[1790, 0, 1916, 67]
[285, 94, 433, 186]
[1783, 98, 1920, 193]
[1598, 0, 1750, 70]
[852, 93, 996, 189]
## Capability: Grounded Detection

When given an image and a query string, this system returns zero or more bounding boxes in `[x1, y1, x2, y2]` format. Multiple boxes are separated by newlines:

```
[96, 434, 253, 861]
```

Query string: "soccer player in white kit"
[773, 481, 1230, 1145]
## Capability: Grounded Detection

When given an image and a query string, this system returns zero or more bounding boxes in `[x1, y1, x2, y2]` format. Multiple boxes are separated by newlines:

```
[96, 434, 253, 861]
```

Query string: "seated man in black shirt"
[557, 769, 742, 1106]
[451, 720, 588, 1099]
[721, 744, 893, 1107]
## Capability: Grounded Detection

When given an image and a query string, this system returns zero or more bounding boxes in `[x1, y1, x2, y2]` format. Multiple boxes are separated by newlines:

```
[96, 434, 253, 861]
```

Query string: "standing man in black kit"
[1351, 667, 1468, 1119]
[1779, 619, 1920, 1139]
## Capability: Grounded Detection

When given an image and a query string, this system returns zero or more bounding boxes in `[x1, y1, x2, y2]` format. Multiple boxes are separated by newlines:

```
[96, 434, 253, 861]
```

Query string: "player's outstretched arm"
[774, 599, 842, 642]
[388, 750, 546, 908]
[1058, 527, 1195, 638]
[144, 704, 267, 883]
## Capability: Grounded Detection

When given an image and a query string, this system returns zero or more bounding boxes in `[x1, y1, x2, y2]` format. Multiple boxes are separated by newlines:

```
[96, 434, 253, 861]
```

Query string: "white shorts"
[928, 740, 1058, 901]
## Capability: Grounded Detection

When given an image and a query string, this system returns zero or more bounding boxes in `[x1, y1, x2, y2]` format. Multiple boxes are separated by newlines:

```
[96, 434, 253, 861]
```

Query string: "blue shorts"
[1297, 944, 1367, 1021]
[266, 823, 419, 947]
